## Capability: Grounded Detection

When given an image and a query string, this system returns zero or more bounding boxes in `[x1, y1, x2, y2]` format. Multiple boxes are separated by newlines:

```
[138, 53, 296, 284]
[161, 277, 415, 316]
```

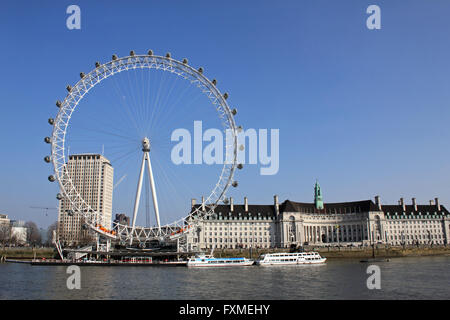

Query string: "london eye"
[44, 51, 242, 247]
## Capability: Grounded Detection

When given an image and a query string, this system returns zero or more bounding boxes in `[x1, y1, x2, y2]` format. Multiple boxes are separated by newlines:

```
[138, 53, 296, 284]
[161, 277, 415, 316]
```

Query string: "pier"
[29, 259, 187, 266]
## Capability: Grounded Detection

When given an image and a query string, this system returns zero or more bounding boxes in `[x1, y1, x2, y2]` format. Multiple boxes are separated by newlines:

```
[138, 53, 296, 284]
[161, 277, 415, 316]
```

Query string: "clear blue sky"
[1, 0, 450, 229]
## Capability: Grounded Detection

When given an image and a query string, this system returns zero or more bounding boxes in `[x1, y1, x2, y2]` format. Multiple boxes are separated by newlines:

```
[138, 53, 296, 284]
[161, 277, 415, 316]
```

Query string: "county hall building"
[187, 182, 450, 250]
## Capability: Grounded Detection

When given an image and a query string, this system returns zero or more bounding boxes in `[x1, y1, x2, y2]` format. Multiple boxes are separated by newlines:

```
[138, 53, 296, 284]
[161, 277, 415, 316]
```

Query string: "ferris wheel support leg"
[130, 152, 147, 245]
[145, 152, 161, 234]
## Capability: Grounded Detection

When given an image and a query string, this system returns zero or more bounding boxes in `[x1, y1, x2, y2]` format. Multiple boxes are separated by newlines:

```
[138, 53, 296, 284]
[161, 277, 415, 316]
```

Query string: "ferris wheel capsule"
[56, 193, 63, 200]
[48, 175, 56, 182]
[48, 118, 54, 125]
[166, 52, 171, 58]
[237, 163, 243, 170]
[95, 62, 100, 68]
[223, 92, 229, 100]
[182, 58, 188, 64]
[80, 72, 85, 78]
[223, 198, 229, 204]
[147, 50, 153, 56]
[112, 54, 118, 60]
[198, 67, 204, 74]
[231, 108, 237, 115]
[56, 100, 62, 108]
[237, 125, 243, 133]
[66, 85, 72, 92]
[44, 156, 51, 163]
[130, 50, 135, 56]
[232, 181, 238, 187]
[212, 79, 217, 86]
[44, 137, 51, 144]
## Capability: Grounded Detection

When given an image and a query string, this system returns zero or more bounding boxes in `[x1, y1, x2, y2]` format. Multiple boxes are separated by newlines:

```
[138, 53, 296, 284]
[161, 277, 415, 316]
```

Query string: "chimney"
[374, 195, 381, 211]
[412, 198, 417, 211]
[201, 196, 205, 211]
[244, 197, 248, 212]
[191, 198, 196, 208]
[400, 198, 406, 212]
[274, 195, 279, 216]
[435, 197, 441, 211]
[230, 197, 234, 212]
[429, 200, 434, 206]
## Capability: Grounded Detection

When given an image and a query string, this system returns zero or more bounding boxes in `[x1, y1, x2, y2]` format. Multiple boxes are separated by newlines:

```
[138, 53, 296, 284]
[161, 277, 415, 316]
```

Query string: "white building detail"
[187, 182, 450, 250]
[57, 154, 114, 246]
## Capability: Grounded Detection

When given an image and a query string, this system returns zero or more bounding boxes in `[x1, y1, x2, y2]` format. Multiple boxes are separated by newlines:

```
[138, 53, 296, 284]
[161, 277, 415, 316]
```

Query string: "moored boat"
[187, 253, 254, 267]
[256, 252, 326, 266]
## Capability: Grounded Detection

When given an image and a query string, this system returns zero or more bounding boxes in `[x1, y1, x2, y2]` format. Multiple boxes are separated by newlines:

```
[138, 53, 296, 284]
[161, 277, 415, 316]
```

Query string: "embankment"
[215, 246, 450, 259]
[0, 247, 56, 260]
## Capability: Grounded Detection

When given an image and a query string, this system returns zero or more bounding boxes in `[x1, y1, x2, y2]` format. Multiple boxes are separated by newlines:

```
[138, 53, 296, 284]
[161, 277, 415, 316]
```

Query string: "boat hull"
[187, 261, 254, 267]
[256, 258, 326, 266]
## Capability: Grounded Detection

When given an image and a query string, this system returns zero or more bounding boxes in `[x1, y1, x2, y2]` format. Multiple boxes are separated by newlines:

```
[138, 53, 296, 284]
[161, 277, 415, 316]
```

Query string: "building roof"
[191, 204, 276, 218]
[281, 199, 381, 214]
[380, 204, 449, 216]
[191, 199, 449, 217]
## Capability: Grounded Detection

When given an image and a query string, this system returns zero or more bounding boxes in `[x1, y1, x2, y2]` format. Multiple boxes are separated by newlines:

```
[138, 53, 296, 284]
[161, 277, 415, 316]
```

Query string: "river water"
[0, 256, 449, 299]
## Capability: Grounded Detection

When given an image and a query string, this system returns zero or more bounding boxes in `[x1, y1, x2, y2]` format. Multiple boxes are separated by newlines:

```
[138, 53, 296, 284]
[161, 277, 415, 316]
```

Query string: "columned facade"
[187, 185, 450, 250]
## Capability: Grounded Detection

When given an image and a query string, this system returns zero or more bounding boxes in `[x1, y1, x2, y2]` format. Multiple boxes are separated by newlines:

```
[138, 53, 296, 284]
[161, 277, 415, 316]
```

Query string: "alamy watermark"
[171, 121, 279, 175]
[366, 5, 381, 30]
[66, 265, 81, 290]
[366, 265, 381, 290]
[66, 5, 81, 30]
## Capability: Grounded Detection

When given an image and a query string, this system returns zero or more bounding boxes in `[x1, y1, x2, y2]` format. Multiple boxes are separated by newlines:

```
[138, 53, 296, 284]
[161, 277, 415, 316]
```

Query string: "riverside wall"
[0, 247, 56, 260]
[2, 245, 450, 261]
[214, 245, 450, 259]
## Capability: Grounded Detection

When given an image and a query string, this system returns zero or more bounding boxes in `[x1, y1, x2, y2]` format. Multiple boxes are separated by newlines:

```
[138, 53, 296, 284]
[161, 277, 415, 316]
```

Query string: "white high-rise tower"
[57, 154, 114, 246]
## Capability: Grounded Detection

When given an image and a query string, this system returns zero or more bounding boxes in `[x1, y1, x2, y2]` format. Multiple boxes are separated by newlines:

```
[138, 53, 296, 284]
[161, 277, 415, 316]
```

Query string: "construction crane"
[30, 206, 57, 217]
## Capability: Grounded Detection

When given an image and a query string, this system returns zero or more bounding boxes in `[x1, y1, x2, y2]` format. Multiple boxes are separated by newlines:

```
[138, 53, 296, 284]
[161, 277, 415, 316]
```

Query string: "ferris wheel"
[44, 50, 242, 245]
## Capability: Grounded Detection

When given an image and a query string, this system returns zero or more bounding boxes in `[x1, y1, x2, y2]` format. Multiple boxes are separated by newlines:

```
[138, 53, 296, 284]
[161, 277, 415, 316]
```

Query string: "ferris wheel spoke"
[151, 152, 195, 206]
[142, 65, 154, 134]
[148, 67, 170, 135]
[108, 146, 141, 165]
[110, 73, 143, 138]
[149, 90, 203, 142]
[138, 68, 149, 135]
[71, 125, 138, 143]
[150, 71, 183, 130]
[150, 155, 189, 226]
[100, 74, 147, 139]
[127, 69, 147, 136]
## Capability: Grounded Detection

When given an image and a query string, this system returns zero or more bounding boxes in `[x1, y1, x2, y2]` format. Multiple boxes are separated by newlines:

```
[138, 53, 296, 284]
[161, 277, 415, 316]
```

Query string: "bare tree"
[79, 231, 96, 247]
[9, 233, 20, 247]
[0, 224, 11, 246]
[24, 221, 42, 246]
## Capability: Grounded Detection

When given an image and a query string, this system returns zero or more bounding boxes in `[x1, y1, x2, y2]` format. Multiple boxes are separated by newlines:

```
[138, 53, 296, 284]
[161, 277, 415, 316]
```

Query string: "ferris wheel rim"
[49, 52, 239, 242]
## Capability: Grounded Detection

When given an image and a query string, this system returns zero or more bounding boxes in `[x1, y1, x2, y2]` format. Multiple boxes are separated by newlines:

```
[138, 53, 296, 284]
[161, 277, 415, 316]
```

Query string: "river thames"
[0, 256, 449, 299]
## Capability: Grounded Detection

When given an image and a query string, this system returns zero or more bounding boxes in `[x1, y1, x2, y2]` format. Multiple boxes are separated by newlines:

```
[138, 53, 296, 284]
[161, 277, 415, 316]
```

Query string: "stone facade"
[187, 190, 450, 250]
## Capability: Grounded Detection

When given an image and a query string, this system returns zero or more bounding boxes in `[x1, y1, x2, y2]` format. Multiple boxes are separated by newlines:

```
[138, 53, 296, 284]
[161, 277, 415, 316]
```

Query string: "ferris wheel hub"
[142, 137, 150, 152]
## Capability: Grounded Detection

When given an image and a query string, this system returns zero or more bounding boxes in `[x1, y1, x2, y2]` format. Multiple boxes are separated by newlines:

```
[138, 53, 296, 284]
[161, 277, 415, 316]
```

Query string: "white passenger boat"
[187, 253, 254, 267]
[256, 252, 326, 266]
